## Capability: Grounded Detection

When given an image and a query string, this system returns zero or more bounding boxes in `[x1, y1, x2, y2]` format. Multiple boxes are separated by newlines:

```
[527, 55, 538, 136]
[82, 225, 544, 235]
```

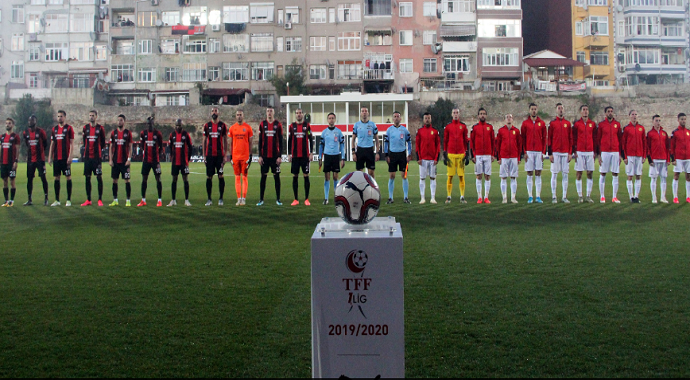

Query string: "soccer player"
[443, 108, 469, 204]
[257, 107, 284, 206]
[647, 115, 670, 204]
[416, 112, 441, 204]
[22, 115, 49, 206]
[351, 107, 379, 178]
[383, 111, 412, 204]
[319, 112, 345, 205]
[229, 110, 254, 206]
[168, 119, 193, 206]
[670, 112, 690, 203]
[596, 106, 623, 203]
[495, 114, 521, 204]
[548, 103, 573, 203]
[521, 103, 547, 203]
[0, 118, 20, 207]
[203, 107, 229, 206]
[470, 108, 495, 204]
[138, 117, 164, 207]
[288, 108, 314, 206]
[47, 110, 75, 207]
[572, 105, 597, 203]
[81, 110, 106, 206]
[621, 110, 647, 203]
[108, 114, 133, 207]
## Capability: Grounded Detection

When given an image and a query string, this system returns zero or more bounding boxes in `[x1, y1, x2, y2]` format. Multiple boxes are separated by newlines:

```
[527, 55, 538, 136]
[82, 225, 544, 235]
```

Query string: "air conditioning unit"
[212, 24, 221, 32]
[151, 0, 159, 5]
[284, 22, 292, 30]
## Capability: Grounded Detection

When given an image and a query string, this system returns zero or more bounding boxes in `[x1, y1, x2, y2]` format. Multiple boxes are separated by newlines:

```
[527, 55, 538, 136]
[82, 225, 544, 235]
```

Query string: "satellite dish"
[156, 19, 163, 27]
[616, 5, 623, 11]
[635, 63, 641, 72]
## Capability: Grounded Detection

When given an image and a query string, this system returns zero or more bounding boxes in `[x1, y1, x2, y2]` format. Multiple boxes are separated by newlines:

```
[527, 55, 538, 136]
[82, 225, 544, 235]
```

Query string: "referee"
[351, 107, 379, 178]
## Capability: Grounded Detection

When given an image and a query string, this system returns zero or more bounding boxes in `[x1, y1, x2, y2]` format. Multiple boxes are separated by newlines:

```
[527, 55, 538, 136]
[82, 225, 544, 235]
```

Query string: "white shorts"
[649, 160, 668, 178]
[550, 152, 570, 174]
[500, 158, 519, 178]
[575, 151, 595, 172]
[625, 156, 644, 177]
[419, 159, 437, 179]
[674, 159, 690, 173]
[524, 151, 543, 172]
[474, 155, 492, 176]
[600, 152, 620, 174]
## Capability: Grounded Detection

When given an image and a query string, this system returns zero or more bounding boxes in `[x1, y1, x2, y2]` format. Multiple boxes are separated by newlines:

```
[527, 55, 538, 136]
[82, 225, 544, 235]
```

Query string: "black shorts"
[356, 147, 376, 171]
[172, 165, 189, 177]
[1, 164, 16, 179]
[388, 151, 408, 173]
[260, 157, 281, 175]
[142, 162, 162, 176]
[27, 161, 46, 178]
[53, 160, 71, 177]
[84, 158, 103, 176]
[291, 157, 311, 175]
[323, 154, 342, 173]
[111, 163, 131, 180]
[206, 156, 225, 177]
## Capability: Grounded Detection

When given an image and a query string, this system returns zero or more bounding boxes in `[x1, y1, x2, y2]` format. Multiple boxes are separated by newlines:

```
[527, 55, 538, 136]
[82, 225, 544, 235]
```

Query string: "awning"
[203, 88, 248, 96]
[365, 28, 392, 33]
[172, 25, 206, 35]
[524, 58, 585, 67]
[107, 89, 150, 95]
[440, 25, 476, 37]
[225, 23, 246, 33]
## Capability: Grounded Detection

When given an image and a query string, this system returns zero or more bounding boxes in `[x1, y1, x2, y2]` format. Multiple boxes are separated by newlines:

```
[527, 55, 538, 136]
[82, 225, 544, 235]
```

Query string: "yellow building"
[571, 0, 616, 87]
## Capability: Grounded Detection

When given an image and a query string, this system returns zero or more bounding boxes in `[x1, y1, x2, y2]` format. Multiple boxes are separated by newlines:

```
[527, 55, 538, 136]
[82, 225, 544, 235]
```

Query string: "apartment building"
[0, 3, 33, 102]
[572, 0, 616, 87]
[476, 0, 523, 91]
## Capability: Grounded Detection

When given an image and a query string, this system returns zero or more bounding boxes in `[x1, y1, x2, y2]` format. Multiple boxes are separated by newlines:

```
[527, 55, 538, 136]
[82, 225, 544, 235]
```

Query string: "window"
[161, 39, 180, 54]
[424, 58, 437, 73]
[11, 61, 24, 79]
[223, 34, 249, 52]
[399, 59, 413, 73]
[165, 68, 180, 82]
[28, 14, 41, 34]
[276, 37, 283, 52]
[365, 0, 392, 15]
[209, 10, 221, 26]
[618, 20, 625, 37]
[444, 0, 474, 12]
[576, 21, 583, 36]
[223, 6, 249, 23]
[338, 32, 361, 51]
[338, 4, 361, 22]
[587, 16, 608, 35]
[311, 8, 327, 23]
[71, 0, 96, 4]
[209, 66, 221, 81]
[183, 63, 207, 81]
[70, 42, 93, 61]
[209, 38, 221, 53]
[285, 37, 302, 52]
[183, 36, 207, 53]
[365, 31, 392, 46]
[120, 96, 150, 107]
[139, 40, 154, 54]
[399, 30, 413, 45]
[285, 6, 299, 23]
[183, 7, 208, 26]
[116, 40, 135, 55]
[482, 48, 519, 66]
[593, 80, 609, 87]
[45, 42, 68, 61]
[71, 14, 95, 32]
[251, 62, 274, 80]
[95, 45, 107, 61]
[587, 0, 607, 4]
[250, 3, 274, 24]
[310, 65, 327, 80]
[162, 11, 181, 26]
[29, 44, 41, 61]
[12, 5, 24, 23]
[251, 33, 274, 52]
[31, 0, 45, 4]
[576, 51, 586, 63]
[45, 14, 68, 33]
[310, 37, 327, 51]
[423, 2, 436, 16]
[111, 64, 134, 83]
[329, 36, 336, 51]
[478, 19, 521, 38]
[329, 8, 336, 23]
[29, 74, 40, 88]
[48, 0, 64, 4]
[138, 12, 158, 27]
[11, 34, 24, 52]
[444, 55, 470, 72]
[626, 16, 659, 36]
[337, 61, 362, 79]
[137, 68, 156, 83]
[223, 62, 249, 81]
[160, 95, 187, 106]
[590, 52, 609, 65]
[254, 95, 274, 108]
[477, 0, 520, 8]
[399, 2, 413, 17]
[662, 22, 683, 37]
[423, 30, 437, 45]
[628, 47, 660, 64]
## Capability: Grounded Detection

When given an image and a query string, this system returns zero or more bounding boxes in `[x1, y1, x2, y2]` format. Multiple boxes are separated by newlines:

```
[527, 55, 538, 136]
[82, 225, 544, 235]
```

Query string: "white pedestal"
[311, 217, 404, 378]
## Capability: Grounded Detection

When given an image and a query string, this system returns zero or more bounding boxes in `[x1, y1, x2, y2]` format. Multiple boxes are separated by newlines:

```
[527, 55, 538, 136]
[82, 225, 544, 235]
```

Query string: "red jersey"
[671, 125, 690, 160]
[470, 121, 495, 156]
[23, 127, 47, 163]
[521, 117, 547, 154]
[622, 123, 647, 158]
[82, 124, 106, 160]
[169, 130, 193, 166]
[288, 122, 314, 158]
[548, 117, 573, 155]
[495, 125, 522, 160]
[258, 120, 284, 159]
[0, 133, 20, 165]
[443, 120, 469, 155]
[597, 118, 623, 154]
[572, 118, 597, 153]
[110, 129, 132, 164]
[647, 127, 670, 162]
[140, 129, 163, 164]
[415, 125, 441, 161]
[204, 121, 228, 157]
[51, 124, 75, 161]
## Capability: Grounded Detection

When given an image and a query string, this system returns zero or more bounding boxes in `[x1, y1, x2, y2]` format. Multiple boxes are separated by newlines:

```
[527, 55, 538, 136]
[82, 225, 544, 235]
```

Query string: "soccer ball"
[334, 171, 381, 225]
[352, 250, 368, 269]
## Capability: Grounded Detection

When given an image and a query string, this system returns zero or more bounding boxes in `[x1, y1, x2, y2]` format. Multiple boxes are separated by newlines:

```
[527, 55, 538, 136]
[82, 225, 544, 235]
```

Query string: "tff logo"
[346, 250, 368, 275]
[344, 250, 371, 318]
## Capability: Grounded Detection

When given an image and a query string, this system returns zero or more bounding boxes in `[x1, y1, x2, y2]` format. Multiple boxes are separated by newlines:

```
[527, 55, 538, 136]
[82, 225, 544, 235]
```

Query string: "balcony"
[442, 41, 477, 53]
[441, 11, 476, 24]
[363, 69, 393, 81]
[584, 65, 612, 79]
[440, 24, 476, 38]
[582, 35, 610, 49]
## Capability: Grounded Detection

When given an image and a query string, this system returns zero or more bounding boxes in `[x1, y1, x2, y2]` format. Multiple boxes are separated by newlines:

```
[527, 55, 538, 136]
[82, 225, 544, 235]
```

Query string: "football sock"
[184, 181, 190, 200]
[171, 180, 178, 200]
[526, 175, 533, 198]
[551, 173, 558, 198]
[274, 174, 281, 200]
[650, 177, 657, 199]
[125, 182, 131, 200]
[54, 180, 60, 201]
[419, 179, 425, 199]
[562, 177, 568, 198]
[97, 176, 103, 201]
[218, 177, 225, 199]
[27, 179, 33, 201]
[535, 176, 542, 197]
[430, 179, 436, 199]
[612, 176, 619, 198]
[325, 179, 332, 199]
[402, 178, 409, 199]
[599, 175, 606, 198]
[686, 180, 690, 199]
[260, 175, 267, 201]
[673, 178, 679, 198]
[156, 180, 162, 199]
[660, 177, 666, 199]
[511, 178, 517, 198]
[627, 179, 633, 198]
[242, 175, 248, 198]
[459, 176, 465, 197]
[304, 176, 310, 199]
[446, 176, 453, 197]
[86, 176, 92, 201]
[634, 179, 641, 198]
[476, 179, 482, 198]
[10, 188, 15, 201]
[388, 179, 394, 199]
[484, 179, 491, 199]
[576, 179, 583, 197]
[142, 181, 148, 199]
[206, 178, 212, 199]
[112, 183, 118, 199]
[293, 177, 299, 200]
[2, 188, 7, 202]
[66, 180, 72, 201]
[587, 178, 593, 197]
[235, 176, 242, 198]
[501, 178, 507, 199]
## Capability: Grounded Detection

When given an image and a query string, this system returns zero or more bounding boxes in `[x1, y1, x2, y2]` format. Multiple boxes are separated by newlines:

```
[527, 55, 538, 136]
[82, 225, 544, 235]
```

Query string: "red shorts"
[233, 160, 248, 176]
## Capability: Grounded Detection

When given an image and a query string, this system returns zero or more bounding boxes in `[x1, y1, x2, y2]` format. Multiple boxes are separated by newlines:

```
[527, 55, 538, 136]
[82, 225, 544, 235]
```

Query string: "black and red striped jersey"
[139, 129, 163, 164]
[51, 124, 75, 161]
[83, 124, 106, 160]
[110, 128, 132, 164]
[169, 130, 193, 166]
[288, 122, 314, 159]
[203, 121, 228, 157]
[258, 120, 284, 159]
[0, 133, 20, 165]
[23, 128, 47, 163]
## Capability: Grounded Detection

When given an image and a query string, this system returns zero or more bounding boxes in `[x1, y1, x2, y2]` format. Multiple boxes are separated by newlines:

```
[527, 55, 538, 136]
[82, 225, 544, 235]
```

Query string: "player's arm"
[247, 133, 254, 163]
[318, 135, 325, 162]
[495, 130, 502, 161]
[541, 123, 547, 156]
[108, 133, 114, 166]
[287, 129, 293, 161]
[339, 133, 346, 167]
[99, 127, 106, 151]
[48, 131, 55, 165]
[277, 124, 284, 164]
[186, 132, 193, 163]
[572, 123, 578, 158]
[223, 128, 229, 164]
[126, 137, 133, 166]
[12, 135, 20, 170]
[350, 129, 358, 160]
[308, 126, 315, 160]
[434, 129, 440, 164]
[415, 130, 421, 164]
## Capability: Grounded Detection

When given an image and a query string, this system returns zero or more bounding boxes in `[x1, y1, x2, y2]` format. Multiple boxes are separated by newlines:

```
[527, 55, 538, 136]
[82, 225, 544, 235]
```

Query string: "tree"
[425, 97, 456, 146]
[270, 59, 308, 97]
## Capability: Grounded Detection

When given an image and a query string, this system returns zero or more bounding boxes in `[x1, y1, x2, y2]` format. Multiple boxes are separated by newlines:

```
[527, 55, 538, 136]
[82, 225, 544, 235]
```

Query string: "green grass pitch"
[0, 161, 689, 377]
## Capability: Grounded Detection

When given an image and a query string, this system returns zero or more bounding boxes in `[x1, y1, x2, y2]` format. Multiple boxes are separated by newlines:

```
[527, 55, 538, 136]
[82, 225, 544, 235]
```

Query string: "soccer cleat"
[219, 199, 224, 206]
[445, 197, 451, 204]
[430, 198, 437, 204]
[324, 199, 330, 205]
[157, 200, 163, 207]
[276, 200, 283, 206]
[386, 199, 393, 205]
[0, 202, 6, 207]
[167, 200, 177, 207]
[527, 197, 533, 204]
[185, 200, 192, 207]
[477, 198, 483, 204]
[612, 197, 621, 204]
[305, 199, 311, 206]
[205, 200, 212, 206]
[420, 199, 426, 205]
[578, 197, 584, 203]
[673, 197, 680, 204]
[236, 199, 242, 206]
[81, 200, 92, 207]
[403, 198, 411, 204]
[241, 198, 246, 206]
[7, 201, 13, 207]
[686, 197, 690, 203]
[23, 201, 32, 206]
[109, 200, 119, 207]
[630, 198, 635, 203]
[600, 197, 606, 203]
[535, 197, 543, 204]
[652, 198, 658, 204]
[98, 200, 104, 207]
[257, 200, 264, 206]
[502, 198, 508, 204]
[484, 198, 491, 204]
[51, 201, 61, 207]
[44, 199, 49, 206]
[291, 200, 299, 206]
[552, 197, 558, 204]
[511, 198, 518, 204]
[661, 198, 669, 204]
[125, 200, 131, 207]
[634, 198, 640, 204]
[586, 197, 594, 203]
[562, 198, 570, 204]
[460, 197, 467, 204]
[65, 200, 71, 207]
[137, 200, 147, 207]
